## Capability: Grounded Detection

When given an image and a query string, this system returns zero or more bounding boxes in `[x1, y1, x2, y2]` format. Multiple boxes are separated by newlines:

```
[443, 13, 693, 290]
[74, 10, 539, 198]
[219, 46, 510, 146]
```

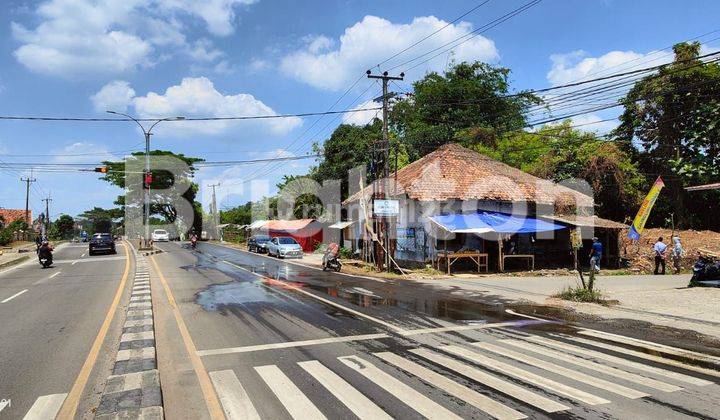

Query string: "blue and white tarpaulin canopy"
[429, 211, 567, 234]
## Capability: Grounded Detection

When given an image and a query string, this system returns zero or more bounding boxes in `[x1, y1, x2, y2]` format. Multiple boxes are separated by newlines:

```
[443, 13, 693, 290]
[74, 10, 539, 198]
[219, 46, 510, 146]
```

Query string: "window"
[279, 237, 297, 245]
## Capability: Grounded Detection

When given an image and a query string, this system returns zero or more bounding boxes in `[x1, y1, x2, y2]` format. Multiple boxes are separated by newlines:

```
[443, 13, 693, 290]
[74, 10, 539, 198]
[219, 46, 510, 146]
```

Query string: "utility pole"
[366, 70, 404, 271]
[208, 183, 221, 240]
[20, 173, 36, 225]
[42, 196, 52, 238]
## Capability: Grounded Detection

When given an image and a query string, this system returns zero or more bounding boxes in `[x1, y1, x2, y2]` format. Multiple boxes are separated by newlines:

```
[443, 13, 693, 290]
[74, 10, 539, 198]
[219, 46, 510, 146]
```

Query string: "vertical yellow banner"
[628, 176, 664, 240]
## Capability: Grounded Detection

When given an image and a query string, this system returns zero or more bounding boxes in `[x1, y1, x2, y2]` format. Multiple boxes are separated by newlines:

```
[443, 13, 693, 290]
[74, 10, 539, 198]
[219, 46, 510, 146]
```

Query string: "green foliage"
[220, 201, 252, 225]
[6, 219, 29, 232]
[615, 42, 720, 229]
[54, 214, 75, 239]
[310, 120, 382, 200]
[0, 228, 11, 246]
[391, 61, 541, 161]
[101, 150, 205, 234]
[276, 175, 324, 219]
[478, 121, 645, 221]
[78, 207, 122, 234]
[553, 285, 604, 302]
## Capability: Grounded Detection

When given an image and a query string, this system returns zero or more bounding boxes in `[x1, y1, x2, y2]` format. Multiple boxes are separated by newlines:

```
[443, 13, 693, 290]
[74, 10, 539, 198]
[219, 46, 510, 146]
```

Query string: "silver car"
[267, 236, 303, 259]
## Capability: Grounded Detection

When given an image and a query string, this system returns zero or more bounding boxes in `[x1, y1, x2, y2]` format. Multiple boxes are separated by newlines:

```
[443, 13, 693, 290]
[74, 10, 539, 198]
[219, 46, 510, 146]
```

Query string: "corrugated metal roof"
[541, 214, 627, 229]
[263, 219, 318, 232]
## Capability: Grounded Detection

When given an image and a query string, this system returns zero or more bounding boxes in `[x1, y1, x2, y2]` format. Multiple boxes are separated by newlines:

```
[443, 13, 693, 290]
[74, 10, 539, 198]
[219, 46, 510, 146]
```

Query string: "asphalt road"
[151, 241, 720, 420]
[0, 242, 131, 419]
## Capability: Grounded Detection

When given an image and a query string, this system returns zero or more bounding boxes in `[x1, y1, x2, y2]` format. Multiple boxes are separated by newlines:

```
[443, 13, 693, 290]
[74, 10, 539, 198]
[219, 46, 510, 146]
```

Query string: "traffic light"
[144, 172, 153, 189]
[94, 167, 108, 173]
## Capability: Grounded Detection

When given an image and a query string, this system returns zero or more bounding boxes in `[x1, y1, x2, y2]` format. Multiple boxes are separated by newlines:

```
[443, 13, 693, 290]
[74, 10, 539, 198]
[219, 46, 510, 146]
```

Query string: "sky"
[0, 0, 719, 220]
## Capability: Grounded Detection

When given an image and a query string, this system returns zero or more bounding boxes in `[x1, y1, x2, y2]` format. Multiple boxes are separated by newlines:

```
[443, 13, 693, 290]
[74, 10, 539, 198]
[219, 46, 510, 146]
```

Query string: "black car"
[248, 235, 271, 253]
[89, 233, 116, 255]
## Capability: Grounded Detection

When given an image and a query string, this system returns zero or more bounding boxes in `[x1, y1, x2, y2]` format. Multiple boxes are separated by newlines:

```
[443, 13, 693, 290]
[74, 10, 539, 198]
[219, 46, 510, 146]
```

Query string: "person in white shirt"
[653, 237, 667, 275]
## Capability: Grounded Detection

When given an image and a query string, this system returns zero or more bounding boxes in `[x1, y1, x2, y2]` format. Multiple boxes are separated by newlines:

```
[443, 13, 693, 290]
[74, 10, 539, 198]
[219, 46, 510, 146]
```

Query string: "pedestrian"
[589, 237, 602, 274]
[653, 236, 667, 275]
[671, 236, 683, 274]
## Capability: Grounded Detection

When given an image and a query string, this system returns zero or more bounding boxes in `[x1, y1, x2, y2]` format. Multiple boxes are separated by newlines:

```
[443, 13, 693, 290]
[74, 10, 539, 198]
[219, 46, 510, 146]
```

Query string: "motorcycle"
[190, 235, 198, 250]
[38, 245, 53, 268]
[322, 243, 342, 272]
[689, 251, 720, 287]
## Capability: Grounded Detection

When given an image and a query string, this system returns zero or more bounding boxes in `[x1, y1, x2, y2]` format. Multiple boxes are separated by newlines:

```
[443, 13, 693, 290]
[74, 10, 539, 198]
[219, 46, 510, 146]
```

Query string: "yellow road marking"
[150, 255, 225, 420]
[57, 242, 131, 419]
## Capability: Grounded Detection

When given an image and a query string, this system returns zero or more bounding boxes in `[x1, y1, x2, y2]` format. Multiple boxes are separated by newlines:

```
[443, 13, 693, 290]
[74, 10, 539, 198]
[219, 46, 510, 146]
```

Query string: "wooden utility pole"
[366, 70, 403, 271]
[42, 196, 52, 237]
[20, 173, 36, 225]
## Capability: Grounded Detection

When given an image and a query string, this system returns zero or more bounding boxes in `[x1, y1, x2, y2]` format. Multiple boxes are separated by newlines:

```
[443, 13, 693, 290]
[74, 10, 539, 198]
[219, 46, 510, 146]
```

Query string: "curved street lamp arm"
[106, 110, 147, 134]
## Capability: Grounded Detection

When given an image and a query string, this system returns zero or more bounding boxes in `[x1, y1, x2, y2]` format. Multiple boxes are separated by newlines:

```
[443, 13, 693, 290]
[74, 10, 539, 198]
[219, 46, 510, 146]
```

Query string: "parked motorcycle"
[322, 243, 342, 272]
[689, 251, 720, 287]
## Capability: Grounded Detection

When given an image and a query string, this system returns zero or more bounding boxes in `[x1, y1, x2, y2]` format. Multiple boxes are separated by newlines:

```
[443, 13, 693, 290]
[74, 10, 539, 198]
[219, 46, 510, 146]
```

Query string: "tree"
[79, 207, 122, 234]
[101, 150, 205, 234]
[391, 61, 541, 161]
[219, 202, 253, 225]
[615, 42, 720, 229]
[475, 122, 645, 221]
[54, 214, 75, 239]
[311, 120, 383, 200]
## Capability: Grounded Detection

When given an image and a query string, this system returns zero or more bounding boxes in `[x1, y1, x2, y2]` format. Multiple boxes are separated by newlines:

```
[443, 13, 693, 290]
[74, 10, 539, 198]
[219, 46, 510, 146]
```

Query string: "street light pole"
[107, 111, 185, 248]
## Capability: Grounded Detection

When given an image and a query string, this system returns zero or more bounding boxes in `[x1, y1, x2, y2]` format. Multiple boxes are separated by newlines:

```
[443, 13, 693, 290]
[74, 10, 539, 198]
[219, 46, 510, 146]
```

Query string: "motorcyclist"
[189, 229, 198, 249]
[38, 240, 53, 266]
[322, 243, 341, 271]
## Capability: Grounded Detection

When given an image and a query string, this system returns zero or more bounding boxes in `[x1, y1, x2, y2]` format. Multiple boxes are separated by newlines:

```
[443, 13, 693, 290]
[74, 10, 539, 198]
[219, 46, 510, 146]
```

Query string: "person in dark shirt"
[590, 237, 603, 274]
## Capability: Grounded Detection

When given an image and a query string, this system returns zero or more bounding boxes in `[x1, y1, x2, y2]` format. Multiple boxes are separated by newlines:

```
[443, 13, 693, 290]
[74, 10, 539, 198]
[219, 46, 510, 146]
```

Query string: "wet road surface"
[151, 241, 720, 420]
[0, 242, 131, 419]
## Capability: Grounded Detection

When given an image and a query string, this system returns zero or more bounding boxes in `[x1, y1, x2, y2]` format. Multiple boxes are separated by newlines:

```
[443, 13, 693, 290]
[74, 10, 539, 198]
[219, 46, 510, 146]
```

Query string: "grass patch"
[553, 285, 604, 303]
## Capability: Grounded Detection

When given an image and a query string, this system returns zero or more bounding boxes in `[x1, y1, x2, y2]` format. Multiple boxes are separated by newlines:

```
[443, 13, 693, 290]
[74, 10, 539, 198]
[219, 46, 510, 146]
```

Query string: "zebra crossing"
[207, 331, 719, 419]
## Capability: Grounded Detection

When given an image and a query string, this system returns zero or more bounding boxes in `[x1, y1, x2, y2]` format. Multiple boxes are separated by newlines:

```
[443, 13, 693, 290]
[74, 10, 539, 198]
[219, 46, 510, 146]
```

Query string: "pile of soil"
[622, 228, 720, 273]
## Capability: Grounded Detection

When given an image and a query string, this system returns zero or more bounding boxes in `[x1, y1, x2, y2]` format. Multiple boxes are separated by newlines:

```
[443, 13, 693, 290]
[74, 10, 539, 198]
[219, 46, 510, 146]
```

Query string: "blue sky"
[1, 0, 719, 220]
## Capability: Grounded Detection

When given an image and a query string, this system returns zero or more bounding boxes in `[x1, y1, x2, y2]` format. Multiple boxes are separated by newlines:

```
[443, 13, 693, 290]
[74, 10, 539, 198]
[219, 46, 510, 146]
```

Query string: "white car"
[266, 236, 303, 258]
[151, 229, 170, 242]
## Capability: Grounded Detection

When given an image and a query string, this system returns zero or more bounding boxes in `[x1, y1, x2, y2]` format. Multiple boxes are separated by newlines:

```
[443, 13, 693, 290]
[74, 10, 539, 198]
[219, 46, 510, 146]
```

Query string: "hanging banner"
[628, 176, 665, 240]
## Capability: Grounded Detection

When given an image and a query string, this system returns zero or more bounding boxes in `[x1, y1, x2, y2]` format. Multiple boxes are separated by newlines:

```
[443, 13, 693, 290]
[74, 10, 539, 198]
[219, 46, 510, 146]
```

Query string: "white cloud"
[547, 50, 650, 86]
[568, 113, 619, 135]
[342, 100, 380, 126]
[281, 15, 499, 91]
[91, 81, 136, 112]
[12, 0, 256, 77]
[248, 58, 270, 72]
[0, 140, 7, 154]
[52, 142, 117, 164]
[131, 77, 302, 136]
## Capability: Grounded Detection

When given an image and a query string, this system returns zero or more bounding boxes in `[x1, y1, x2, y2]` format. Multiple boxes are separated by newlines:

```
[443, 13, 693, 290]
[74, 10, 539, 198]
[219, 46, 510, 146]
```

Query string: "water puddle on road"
[196, 281, 280, 311]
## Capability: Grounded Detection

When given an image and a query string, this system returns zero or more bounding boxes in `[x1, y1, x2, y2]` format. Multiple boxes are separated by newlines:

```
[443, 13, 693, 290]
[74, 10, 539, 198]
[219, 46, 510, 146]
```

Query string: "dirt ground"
[621, 227, 720, 273]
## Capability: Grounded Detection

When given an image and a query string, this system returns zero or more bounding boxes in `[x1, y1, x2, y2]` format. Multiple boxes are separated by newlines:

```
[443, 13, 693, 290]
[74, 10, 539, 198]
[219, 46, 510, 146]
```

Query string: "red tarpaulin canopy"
[262, 219, 323, 252]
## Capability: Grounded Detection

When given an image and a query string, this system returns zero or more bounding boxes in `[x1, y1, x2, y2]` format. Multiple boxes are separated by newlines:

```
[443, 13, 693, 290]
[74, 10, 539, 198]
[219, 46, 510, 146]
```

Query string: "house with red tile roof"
[0, 209, 31, 228]
[342, 143, 625, 271]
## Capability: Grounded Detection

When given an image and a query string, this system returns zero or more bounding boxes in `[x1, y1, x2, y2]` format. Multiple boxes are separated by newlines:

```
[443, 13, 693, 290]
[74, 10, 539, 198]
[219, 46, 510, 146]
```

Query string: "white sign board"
[373, 199, 399, 216]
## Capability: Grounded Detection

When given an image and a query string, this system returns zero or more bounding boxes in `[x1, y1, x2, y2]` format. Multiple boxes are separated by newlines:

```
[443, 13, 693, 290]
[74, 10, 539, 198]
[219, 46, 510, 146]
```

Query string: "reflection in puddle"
[196, 281, 279, 311]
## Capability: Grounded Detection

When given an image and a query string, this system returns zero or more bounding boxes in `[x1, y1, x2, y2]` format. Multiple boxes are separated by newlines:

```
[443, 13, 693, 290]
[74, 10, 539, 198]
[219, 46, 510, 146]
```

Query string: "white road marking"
[33, 271, 62, 285]
[198, 333, 389, 356]
[209, 370, 261, 420]
[49, 272, 60, 279]
[410, 348, 568, 413]
[22, 393, 67, 420]
[255, 365, 326, 420]
[71, 260, 78, 265]
[0, 399, 10, 413]
[375, 352, 526, 420]
[526, 336, 713, 386]
[222, 260, 406, 333]
[401, 319, 550, 336]
[80, 253, 85, 258]
[442, 345, 610, 405]
[338, 355, 461, 420]
[125, 318, 154, 328]
[116, 347, 155, 361]
[2, 289, 28, 303]
[473, 342, 648, 399]
[563, 335, 720, 381]
[578, 329, 720, 365]
[298, 360, 392, 420]
[500, 339, 682, 392]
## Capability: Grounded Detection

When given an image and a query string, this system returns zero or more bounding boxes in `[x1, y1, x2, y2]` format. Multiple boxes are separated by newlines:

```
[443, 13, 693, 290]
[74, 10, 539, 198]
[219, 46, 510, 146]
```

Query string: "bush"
[0, 229, 12, 246]
[339, 247, 353, 259]
[552, 285, 604, 303]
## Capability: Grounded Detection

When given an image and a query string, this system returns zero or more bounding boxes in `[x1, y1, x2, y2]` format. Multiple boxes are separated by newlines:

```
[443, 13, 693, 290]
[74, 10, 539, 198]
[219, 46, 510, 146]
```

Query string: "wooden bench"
[436, 251, 489, 275]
